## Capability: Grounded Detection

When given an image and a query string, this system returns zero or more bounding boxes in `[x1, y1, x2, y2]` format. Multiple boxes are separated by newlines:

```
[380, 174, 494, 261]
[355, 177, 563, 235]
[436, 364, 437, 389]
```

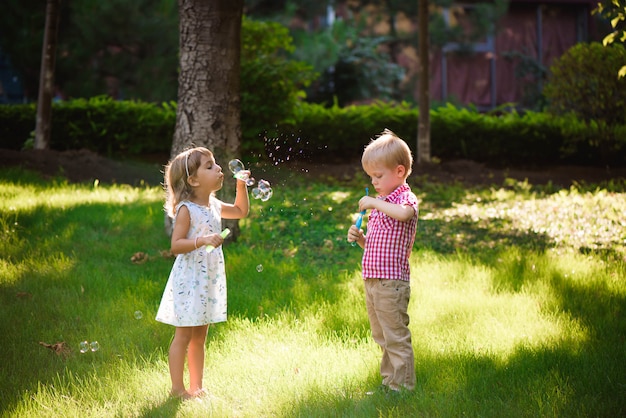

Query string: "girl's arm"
[171, 205, 225, 253]
[221, 178, 250, 219]
[170, 205, 194, 255]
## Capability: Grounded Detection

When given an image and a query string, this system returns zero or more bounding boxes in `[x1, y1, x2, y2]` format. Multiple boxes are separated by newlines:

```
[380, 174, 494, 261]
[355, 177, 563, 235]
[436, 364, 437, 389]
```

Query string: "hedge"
[1, 98, 624, 166]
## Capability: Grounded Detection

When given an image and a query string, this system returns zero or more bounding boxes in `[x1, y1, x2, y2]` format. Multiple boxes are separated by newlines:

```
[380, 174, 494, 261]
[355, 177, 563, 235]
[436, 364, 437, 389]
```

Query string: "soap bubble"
[228, 159, 255, 186]
[256, 264, 263, 272]
[90, 341, 100, 352]
[134, 310, 143, 320]
[79, 341, 89, 353]
[252, 179, 273, 202]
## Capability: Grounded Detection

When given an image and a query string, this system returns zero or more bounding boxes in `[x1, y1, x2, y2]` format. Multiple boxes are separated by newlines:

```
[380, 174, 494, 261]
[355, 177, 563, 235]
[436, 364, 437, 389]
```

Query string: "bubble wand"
[228, 159, 273, 202]
[206, 228, 231, 252]
[351, 187, 368, 246]
[228, 159, 255, 186]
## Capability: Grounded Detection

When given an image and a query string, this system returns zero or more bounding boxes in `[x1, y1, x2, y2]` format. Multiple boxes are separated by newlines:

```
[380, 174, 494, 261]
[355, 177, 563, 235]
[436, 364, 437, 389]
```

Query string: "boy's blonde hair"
[362, 129, 413, 178]
[163, 147, 213, 218]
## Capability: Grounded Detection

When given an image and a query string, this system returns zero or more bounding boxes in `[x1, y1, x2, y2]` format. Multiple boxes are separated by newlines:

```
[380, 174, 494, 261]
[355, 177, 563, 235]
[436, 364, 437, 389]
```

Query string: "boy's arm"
[360, 196, 415, 222]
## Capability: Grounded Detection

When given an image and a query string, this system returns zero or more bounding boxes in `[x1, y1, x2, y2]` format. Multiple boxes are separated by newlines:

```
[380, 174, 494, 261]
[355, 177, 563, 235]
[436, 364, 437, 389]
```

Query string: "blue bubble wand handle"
[206, 228, 231, 252]
[351, 187, 368, 246]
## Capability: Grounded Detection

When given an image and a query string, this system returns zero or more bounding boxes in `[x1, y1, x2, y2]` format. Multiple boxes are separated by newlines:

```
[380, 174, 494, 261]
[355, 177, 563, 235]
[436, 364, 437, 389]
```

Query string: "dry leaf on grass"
[39, 341, 70, 358]
[130, 252, 149, 264]
[159, 249, 175, 258]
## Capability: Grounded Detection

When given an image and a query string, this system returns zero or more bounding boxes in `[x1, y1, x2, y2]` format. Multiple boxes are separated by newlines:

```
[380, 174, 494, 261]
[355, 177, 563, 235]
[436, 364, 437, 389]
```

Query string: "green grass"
[1, 166, 625, 417]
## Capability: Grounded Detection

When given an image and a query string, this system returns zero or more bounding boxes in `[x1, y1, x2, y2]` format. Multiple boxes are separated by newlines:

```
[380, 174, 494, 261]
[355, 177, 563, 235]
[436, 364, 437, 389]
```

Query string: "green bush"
[0, 97, 176, 155]
[0, 104, 36, 149]
[544, 42, 626, 125]
[265, 101, 417, 163]
[240, 18, 318, 155]
[1, 99, 625, 166]
[49, 97, 176, 155]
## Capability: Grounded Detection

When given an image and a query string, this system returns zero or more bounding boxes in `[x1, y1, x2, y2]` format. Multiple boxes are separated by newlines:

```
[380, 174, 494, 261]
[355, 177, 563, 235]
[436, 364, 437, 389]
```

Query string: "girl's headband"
[184, 151, 191, 178]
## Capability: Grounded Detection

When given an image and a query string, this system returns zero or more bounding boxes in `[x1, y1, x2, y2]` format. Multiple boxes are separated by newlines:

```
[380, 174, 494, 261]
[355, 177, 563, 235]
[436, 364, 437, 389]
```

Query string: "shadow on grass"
[286, 217, 626, 416]
[2, 171, 625, 416]
[138, 396, 184, 417]
[287, 259, 626, 417]
[0, 198, 173, 413]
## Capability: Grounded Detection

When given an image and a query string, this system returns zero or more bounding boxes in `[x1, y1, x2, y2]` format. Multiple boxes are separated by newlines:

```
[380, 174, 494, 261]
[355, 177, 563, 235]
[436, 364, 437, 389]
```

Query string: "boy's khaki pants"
[364, 278, 416, 391]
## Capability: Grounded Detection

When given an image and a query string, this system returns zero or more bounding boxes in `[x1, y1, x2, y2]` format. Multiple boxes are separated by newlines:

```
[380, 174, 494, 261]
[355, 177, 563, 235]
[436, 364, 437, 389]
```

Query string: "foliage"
[291, 19, 405, 106]
[2, 99, 626, 165]
[0, 0, 180, 102]
[1, 167, 626, 416]
[240, 17, 318, 153]
[0, 97, 176, 155]
[543, 42, 626, 126]
[0, 1, 315, 117]
[272, 101, 626, 166]
[501, 48, 548, 110]
[594, 0, 626, 78]
[0, 103, 37, 147]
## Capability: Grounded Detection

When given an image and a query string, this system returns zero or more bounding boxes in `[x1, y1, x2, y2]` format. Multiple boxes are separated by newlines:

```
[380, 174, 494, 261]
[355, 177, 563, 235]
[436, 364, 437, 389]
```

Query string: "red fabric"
[362, 184, 418, 282]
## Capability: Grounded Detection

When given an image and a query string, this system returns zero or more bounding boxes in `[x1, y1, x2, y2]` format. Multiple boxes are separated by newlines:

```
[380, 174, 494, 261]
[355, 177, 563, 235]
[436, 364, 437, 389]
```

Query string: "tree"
[416, 0, 431, 164]
[34, 0, 61, 150]
[0, 0, 179, 102]
[170, 0, 244, 235]
[594, 0, 626, 78]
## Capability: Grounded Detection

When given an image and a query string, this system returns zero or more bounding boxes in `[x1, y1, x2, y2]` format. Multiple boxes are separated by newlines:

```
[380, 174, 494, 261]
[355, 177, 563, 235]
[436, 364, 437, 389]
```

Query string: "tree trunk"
[34, 0, 61, 150]
[417, 0, 431, 164]
[170, 0, 244, 237]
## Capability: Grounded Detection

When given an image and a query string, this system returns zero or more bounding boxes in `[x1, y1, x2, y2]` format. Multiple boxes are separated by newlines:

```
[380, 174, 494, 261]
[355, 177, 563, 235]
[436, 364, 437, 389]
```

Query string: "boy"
[347, 129, 418, 392]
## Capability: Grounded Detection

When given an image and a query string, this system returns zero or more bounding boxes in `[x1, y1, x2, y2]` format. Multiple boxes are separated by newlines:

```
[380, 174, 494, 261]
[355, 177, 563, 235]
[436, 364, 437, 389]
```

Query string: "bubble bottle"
[351, 187, 368, 246]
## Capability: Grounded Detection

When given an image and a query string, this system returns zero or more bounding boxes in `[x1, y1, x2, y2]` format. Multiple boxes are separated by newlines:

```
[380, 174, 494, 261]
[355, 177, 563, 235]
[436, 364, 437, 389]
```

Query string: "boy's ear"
[395, 165, 407, 178]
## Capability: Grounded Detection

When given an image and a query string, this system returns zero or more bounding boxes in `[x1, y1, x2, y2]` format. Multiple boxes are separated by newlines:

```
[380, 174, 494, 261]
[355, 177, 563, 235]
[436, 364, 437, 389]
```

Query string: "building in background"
[428, 0, 599, 109]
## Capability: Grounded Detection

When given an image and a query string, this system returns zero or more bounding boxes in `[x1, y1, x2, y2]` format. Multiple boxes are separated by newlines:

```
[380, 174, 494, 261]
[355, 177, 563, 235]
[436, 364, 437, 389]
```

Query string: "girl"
[156, 147, 250, 399]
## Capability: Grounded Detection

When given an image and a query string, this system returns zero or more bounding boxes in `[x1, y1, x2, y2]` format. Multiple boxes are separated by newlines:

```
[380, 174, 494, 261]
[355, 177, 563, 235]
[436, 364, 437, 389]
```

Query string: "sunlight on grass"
[410, 251, 588, 362]
[423, 186, 626, 251]
[195, 315, 378, 417]
[0, 179, 162, 211]
[2, 168, 625, 417]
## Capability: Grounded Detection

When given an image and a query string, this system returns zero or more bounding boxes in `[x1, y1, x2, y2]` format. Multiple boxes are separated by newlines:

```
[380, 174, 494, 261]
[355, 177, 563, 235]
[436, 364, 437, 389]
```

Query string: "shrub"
[543, 42, 626, 125]
[240, 17, 318, 154]
[0, 97, 176, 155]
[0, 104, 36, 149]
[1, 99, 625, 166]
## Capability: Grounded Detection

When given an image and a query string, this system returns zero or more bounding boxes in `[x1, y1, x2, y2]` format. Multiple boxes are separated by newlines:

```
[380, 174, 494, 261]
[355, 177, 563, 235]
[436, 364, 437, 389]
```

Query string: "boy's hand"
[358, 196, 377, 212]
[347, 225, 364, 245]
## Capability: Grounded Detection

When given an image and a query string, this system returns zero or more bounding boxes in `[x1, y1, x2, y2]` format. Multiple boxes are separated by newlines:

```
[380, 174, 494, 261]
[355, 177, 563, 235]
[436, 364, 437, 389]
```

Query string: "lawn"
[0, 165, 625, 417]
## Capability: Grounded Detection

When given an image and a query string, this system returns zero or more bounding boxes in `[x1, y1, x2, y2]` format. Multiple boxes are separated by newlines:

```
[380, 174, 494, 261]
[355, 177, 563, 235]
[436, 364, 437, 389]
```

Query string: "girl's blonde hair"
[163, 147, 213, 218]
[361, 129, 413, 177]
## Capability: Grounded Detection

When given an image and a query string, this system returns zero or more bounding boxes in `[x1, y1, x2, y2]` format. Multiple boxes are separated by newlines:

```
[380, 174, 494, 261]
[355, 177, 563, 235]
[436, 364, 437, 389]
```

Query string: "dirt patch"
[0, 148, 164, 186]
[1, 148, 625, 188]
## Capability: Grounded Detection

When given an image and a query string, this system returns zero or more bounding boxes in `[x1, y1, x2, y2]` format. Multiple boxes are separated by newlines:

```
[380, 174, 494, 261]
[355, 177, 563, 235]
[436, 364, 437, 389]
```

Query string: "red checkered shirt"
[362, 183, 418, 281]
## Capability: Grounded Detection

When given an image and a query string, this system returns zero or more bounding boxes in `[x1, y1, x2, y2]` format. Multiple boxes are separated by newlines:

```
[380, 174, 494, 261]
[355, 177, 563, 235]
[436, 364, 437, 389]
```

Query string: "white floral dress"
[156, 198, 227, 326]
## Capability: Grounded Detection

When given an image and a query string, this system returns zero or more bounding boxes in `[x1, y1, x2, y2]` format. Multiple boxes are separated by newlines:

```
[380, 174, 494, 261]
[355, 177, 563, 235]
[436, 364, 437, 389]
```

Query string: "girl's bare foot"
[191, 388, 209, 398]
[170, 389, 192, 400]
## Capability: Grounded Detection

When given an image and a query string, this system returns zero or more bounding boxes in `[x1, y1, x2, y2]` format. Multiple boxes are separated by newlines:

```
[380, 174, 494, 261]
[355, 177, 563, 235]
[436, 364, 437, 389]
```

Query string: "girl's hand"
[202, 233, 225, 249]
[235, 170, 251, 184]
